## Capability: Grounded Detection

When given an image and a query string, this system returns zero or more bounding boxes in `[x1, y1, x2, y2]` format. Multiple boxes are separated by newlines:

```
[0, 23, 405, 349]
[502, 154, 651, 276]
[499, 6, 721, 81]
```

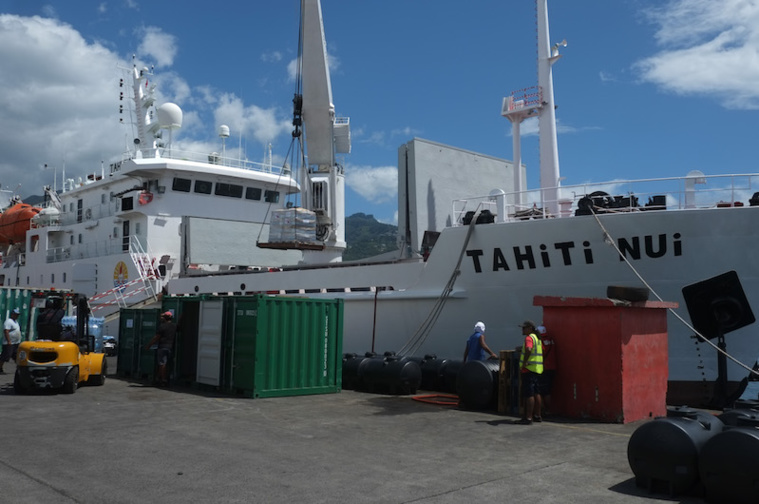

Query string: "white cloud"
[261, 51, 283, 63]
[41, 5, 58, 18]
[391, 126, 422, 138]
[635, 0, 759, 109]
[136, 26, 177, 68]
[361, 131, 386, 146]
[0, 15, 293, 200]
[0, 15, 125, 194]
[213, 93, 291, 145]
[287, 58, 299, 82]
[346, 165, 397, 204]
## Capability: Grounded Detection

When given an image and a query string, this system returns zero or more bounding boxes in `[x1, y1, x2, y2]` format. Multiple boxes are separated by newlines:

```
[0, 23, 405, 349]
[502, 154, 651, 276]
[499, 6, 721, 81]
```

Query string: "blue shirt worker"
[463, 321, 497, 362]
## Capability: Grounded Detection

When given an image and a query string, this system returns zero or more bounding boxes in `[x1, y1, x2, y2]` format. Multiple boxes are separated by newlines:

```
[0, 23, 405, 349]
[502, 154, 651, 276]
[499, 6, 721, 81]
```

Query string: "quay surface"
[0, 358, 706, 504]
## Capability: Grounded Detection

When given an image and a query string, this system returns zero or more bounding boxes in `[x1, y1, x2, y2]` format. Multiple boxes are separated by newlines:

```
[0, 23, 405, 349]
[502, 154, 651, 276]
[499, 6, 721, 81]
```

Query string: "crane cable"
[255, 4, 306, 245]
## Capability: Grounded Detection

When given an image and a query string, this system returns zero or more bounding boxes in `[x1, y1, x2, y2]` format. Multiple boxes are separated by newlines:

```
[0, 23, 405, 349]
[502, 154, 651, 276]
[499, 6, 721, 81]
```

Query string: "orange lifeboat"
[0, 203, 42, 246]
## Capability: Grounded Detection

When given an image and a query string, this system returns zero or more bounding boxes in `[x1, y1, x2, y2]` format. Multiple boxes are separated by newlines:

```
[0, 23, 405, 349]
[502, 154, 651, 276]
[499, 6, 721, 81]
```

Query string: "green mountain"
[344, 213, 398, 261]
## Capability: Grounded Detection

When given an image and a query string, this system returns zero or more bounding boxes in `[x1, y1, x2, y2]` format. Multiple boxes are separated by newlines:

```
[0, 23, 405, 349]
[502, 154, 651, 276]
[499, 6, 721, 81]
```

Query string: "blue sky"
[1, 1, 758, 224]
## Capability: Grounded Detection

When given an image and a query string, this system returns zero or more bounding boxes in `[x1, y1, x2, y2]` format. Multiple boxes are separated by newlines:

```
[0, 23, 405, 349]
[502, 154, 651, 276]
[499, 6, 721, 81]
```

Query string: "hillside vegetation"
[344, 213, 398, 261]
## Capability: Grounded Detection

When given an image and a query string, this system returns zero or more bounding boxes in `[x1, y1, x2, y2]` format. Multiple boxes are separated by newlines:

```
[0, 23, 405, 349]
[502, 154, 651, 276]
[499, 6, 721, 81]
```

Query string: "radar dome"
[219, 125, 230, 138]
[157, 103, 183, 130]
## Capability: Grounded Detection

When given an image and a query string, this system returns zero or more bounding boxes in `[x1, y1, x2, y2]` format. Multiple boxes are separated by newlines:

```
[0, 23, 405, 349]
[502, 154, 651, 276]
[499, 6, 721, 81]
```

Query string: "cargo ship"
[3, 0, 758, 405]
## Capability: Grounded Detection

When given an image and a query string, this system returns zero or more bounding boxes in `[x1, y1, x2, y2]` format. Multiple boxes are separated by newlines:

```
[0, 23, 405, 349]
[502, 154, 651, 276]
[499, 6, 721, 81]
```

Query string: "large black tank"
[358, 355, 422, 395]
[404, 354, 446, 391]
[718, 405, 759, 426]
[342, 352, 375, 390]
[627, 406, 723, 496]
[699, 415, 759, 504]
[439, 359, 464, 394]
[456, 360, 500, 410]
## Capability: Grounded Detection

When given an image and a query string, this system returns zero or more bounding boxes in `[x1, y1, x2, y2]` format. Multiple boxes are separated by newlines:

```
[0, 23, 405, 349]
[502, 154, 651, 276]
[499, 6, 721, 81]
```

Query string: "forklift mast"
[75, 294, 92, 352]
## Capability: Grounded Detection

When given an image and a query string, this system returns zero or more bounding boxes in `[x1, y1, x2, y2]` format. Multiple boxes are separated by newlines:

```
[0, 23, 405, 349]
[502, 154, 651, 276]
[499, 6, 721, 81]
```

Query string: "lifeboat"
[0, 202, 42, 246]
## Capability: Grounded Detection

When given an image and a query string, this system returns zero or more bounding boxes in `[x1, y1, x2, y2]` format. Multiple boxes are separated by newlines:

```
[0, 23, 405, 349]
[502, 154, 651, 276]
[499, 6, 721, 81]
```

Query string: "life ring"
[138, 191, 153, 205]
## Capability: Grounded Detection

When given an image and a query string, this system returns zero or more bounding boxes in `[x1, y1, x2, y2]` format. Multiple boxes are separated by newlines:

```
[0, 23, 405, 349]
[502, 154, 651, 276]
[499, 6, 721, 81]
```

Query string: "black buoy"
[358, 355, 421, 395]
[699, 415, 759, 504]
[627, 406, 723, 496]
[342, 353, 366, 390]
[439, 360, 463, 394]
[456, 360, 500, 410]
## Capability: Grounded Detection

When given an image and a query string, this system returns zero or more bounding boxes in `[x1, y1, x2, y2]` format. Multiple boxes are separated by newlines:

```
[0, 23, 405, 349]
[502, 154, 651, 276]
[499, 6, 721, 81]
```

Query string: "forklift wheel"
[89, 359, 107, 386]
[62, 367, 78, 394]
[14, 370, 30, 395]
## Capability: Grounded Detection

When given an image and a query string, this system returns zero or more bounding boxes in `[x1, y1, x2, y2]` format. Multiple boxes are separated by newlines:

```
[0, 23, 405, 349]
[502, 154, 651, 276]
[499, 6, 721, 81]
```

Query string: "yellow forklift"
[14, 294, 107, 394]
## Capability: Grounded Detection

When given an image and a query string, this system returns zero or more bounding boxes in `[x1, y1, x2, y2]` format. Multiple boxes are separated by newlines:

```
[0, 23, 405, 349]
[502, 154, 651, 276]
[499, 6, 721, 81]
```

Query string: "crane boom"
[296, 0, 351, 263]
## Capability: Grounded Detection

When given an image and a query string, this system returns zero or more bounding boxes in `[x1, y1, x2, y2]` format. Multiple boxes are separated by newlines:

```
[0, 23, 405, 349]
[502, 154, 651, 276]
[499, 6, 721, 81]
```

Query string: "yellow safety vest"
[519, 333, 544, 373]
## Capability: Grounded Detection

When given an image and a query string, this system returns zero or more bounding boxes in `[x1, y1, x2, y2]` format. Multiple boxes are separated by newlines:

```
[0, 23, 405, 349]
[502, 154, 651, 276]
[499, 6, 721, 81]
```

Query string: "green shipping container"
[117, 308, 160, 380]
[225, 296, 343, 398]
[163, 294, 343, 398]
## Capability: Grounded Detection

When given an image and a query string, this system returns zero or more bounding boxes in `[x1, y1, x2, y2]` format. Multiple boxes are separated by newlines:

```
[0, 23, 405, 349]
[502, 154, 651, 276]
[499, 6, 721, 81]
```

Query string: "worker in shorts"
[145, 311, 177, 387]
[517, 320, 543, 424]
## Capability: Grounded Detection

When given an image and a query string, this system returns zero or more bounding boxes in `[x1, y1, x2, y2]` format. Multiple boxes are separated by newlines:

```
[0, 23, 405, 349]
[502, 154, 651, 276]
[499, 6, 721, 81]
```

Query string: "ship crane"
[292, 0, 351, 263]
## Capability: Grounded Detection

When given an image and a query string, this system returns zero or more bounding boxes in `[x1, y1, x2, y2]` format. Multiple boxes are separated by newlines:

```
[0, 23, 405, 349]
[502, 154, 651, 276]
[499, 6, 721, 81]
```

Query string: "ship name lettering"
[466, 233, 681, 273]
[617, 233, 682, 261]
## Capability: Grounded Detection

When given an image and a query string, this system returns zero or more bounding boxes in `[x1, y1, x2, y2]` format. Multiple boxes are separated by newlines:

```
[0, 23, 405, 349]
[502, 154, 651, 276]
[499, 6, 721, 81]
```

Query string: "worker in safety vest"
[517, 320, 543, 425]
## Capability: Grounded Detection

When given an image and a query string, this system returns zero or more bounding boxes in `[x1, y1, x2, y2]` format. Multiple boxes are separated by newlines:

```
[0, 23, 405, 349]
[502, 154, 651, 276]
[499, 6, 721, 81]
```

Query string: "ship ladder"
[128, 236, 160, 304]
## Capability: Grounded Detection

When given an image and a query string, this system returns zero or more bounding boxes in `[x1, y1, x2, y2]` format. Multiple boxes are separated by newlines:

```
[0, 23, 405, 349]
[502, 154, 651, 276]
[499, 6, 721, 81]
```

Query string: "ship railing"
[452, 173, 759, 225]
[119, 148, 292, 176]
[52, 201, 117, 228]
[46, 237, 126, 264]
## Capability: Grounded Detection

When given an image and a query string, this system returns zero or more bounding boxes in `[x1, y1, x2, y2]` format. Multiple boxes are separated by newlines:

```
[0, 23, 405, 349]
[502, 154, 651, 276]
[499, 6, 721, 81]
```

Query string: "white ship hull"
[168, 204, 759, 389]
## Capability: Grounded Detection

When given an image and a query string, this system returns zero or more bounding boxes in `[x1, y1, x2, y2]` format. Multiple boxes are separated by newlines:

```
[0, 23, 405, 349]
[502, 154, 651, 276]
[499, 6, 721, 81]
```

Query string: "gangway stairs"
[89, 237, 162, 317]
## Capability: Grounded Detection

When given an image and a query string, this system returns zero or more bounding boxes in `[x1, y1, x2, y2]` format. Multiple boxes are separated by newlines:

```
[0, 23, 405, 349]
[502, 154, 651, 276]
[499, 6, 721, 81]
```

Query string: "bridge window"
[215, 183, 243, 198]
[245, 187, 262, 201]
[194, 180, 212, 194]
[173, 177, 191, 192]
[264, 190, 280, 203]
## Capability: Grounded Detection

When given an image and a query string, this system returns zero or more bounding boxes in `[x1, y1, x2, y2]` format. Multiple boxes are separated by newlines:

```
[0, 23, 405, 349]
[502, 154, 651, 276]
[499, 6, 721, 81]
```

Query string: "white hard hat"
[474, 321, 486, 332]
[536, 325, 547, 335]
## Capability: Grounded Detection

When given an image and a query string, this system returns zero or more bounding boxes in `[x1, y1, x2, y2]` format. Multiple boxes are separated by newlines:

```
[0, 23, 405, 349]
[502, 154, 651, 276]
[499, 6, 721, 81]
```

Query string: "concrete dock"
[0, 358, 707, 504]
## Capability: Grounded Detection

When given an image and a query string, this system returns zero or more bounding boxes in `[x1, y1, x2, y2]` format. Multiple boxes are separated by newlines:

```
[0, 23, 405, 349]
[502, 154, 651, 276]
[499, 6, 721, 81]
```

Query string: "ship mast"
[501, 0, 564, 216]
[537, 0, 563, 217]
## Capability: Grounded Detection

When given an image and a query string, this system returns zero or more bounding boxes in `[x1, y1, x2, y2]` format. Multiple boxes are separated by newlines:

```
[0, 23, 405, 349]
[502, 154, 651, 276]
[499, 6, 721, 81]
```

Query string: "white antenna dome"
[157, 103, 183, 130]
[219, 125, 230, 138]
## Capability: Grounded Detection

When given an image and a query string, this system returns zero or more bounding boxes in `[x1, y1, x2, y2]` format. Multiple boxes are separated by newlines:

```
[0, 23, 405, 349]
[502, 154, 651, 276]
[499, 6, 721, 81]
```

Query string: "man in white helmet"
[463, 321, 497, 362]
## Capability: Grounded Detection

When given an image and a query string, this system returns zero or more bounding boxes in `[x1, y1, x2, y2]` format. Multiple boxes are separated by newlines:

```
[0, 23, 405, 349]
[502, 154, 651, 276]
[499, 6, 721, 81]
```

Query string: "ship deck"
[0, 358, 708, 503]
